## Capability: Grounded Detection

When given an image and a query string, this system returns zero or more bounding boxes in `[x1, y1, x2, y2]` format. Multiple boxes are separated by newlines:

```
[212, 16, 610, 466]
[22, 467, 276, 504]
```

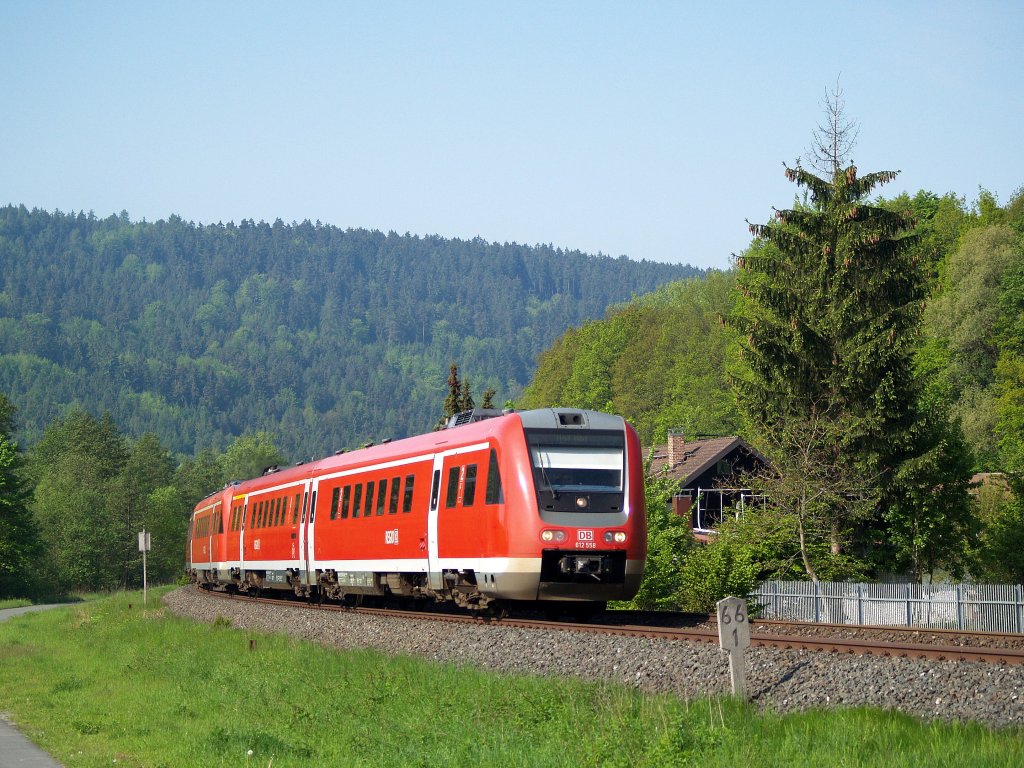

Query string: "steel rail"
[194, 587, 1024, 665]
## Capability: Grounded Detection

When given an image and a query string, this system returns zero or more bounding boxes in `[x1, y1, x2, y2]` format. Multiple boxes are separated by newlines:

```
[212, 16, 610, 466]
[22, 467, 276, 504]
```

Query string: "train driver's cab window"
[485, 449, 503, 504]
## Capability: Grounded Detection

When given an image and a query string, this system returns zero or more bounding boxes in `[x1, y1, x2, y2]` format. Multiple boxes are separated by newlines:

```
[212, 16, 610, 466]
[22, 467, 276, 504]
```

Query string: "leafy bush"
[678, 536, 758, 614]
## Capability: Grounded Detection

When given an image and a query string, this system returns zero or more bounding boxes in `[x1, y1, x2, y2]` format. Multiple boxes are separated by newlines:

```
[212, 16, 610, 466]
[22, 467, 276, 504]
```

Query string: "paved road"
[0, 604, 71, 768]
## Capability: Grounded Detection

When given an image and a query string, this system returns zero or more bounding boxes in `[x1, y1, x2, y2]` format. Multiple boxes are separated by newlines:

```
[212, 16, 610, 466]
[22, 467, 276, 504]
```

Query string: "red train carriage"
[187, 408, 646, 611]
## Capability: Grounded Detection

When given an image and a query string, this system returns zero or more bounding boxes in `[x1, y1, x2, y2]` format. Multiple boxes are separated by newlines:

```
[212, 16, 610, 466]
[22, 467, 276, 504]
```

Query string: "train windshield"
[525, 428, 624, 495]
[530, 446, 622, 491]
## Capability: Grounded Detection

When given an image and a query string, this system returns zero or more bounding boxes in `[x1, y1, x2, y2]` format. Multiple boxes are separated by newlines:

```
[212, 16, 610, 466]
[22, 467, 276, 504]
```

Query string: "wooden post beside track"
[716, 596, 750, 700]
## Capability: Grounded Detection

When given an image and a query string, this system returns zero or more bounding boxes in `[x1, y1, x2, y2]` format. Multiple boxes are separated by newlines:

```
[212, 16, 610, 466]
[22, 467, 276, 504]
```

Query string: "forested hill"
[0, 205, 697, 457]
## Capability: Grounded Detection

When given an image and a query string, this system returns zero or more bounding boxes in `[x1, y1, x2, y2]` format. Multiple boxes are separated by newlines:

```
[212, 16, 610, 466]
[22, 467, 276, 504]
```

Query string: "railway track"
[197, 587, 1024, 666]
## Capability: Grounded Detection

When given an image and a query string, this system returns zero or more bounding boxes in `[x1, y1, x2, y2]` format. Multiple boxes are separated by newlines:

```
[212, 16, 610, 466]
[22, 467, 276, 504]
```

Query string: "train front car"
[500, 409, 646, 606]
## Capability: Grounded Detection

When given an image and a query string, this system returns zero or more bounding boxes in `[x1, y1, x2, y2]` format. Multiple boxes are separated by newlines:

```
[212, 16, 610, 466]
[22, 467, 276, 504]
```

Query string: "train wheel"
[571, 602, 606, 623]
[482, 601, 509, 622]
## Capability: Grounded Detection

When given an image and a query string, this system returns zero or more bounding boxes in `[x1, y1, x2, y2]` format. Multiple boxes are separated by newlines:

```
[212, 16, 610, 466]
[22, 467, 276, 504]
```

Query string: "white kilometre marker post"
[716, 596, 750, 699]
[138, 530, 151, 606]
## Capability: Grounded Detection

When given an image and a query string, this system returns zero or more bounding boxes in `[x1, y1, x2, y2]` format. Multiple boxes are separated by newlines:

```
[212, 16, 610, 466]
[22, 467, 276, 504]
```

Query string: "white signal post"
[716, 596, 750, 699]
[138, 530, 151, 605]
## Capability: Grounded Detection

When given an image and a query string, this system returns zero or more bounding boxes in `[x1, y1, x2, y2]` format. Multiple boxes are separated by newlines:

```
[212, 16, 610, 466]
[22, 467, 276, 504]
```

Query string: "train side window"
[445, 466, 460, 508]
[278, 497, 285, 526]
[310, 491, 317, 523]
[486, 449, 504, 504]
[430, 470, 440, 510]
[364, 481, 375, 518]
[352, 484, 363, 518]
[389, 477, 401, 514]
[330, 487, 340, 520]
[341, 486, 351, 519]
[272, 498, 280, 526]
[463, 464, 478, 507]
[403, 475, 415, 512]
[218, 510, 224, 534]
[292, 494, 300, 524]
[376, 479, 387, 516]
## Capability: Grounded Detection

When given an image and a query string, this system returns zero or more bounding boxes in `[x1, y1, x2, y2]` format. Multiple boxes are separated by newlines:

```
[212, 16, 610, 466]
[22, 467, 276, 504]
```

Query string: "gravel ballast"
[162, 587, 1024, 729]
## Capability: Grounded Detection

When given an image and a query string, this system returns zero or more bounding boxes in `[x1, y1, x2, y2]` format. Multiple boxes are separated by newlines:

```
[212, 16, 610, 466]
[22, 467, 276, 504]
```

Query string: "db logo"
[385, 529, 400, 545]
[577, 530, 594, 542]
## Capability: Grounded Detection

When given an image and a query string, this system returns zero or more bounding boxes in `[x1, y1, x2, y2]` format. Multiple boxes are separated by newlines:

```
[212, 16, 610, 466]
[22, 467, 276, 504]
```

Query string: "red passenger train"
[187, 408, 646, 613]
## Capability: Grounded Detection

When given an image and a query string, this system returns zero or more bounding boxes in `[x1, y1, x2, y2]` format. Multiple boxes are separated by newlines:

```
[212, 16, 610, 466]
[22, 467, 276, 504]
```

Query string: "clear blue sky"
[3, 2, 1020, 269]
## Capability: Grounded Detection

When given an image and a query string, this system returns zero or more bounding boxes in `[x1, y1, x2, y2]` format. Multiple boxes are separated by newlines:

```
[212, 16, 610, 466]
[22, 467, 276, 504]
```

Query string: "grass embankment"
[0, 590, 1021, 768]
[0, 597, 34, 609]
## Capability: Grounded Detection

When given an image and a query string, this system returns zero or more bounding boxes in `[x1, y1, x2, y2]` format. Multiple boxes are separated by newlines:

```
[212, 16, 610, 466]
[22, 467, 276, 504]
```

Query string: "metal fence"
[750, 580, 1024, 633]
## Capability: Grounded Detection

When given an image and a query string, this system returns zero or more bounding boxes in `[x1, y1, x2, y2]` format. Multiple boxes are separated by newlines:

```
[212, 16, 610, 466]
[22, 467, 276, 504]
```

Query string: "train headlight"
[575, 496, 589, 509]
[603, 531, 627, 544]
[541, 529, 567, 543]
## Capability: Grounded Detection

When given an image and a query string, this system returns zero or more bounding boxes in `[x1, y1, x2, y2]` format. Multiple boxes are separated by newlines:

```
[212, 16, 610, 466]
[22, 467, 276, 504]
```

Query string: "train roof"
[192, 408, 627, 510]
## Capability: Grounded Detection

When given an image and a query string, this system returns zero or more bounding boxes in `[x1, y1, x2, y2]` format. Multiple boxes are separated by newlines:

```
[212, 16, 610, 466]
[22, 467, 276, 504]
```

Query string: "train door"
[204, 509, 214, 570]
[436, 449, 489, 558]
[238, 497, 248, 575]
[303, 489, 315, 593]
[298, 483, 314, 589]
[427, 454, 444, 590]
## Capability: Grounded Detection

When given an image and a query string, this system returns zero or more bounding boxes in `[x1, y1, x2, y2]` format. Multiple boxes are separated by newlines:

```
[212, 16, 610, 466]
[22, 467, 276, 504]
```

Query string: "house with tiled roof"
[647, 430, 768, 541]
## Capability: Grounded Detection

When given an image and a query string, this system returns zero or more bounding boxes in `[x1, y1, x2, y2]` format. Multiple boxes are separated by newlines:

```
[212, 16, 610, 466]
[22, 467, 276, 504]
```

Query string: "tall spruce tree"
[733, 156, 927, 576]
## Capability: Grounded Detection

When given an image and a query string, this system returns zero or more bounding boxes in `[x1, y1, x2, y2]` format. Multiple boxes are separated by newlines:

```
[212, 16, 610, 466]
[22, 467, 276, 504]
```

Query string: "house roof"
[646, 436, 763, 487]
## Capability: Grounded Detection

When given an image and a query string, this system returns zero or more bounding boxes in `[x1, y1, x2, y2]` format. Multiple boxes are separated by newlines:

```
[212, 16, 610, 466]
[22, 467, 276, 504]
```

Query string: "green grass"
[0, 597, 34, 609]
[0, 589, 1022, 767]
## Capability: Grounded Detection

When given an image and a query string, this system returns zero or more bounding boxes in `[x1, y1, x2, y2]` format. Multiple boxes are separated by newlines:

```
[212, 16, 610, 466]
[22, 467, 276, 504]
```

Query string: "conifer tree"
[736, 162, 924, 464]
[481, 388, 497, 410]
[0, 397, 38, 598]
[732, 105, 930, 575]
[436, 363, 464, 429]
[459, 378, 475, 412]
